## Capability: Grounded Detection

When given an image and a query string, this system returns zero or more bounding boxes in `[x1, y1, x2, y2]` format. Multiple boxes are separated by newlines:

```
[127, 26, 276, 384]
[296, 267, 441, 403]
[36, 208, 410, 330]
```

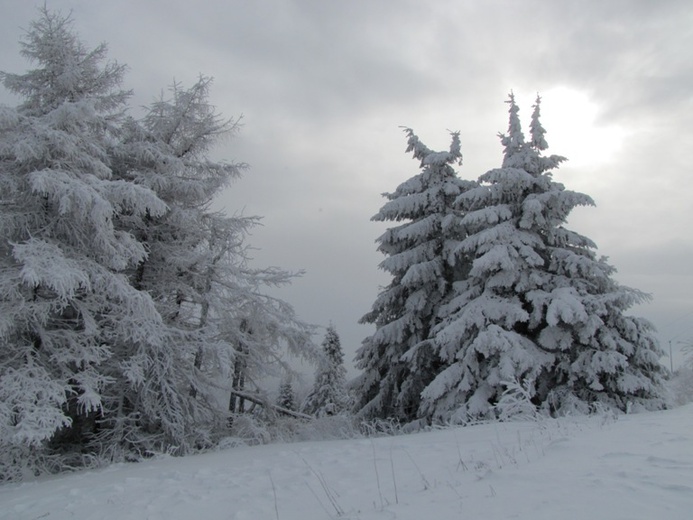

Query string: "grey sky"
[2, 0, 692, 373]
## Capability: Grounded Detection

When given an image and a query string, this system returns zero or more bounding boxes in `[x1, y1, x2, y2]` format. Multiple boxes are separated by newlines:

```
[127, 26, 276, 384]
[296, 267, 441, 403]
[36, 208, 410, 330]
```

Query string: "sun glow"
[521, 87, 626, 167]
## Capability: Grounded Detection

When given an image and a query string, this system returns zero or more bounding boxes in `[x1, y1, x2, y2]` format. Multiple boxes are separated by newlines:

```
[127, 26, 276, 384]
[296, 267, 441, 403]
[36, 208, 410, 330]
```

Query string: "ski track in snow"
[1, 405, 692, 520]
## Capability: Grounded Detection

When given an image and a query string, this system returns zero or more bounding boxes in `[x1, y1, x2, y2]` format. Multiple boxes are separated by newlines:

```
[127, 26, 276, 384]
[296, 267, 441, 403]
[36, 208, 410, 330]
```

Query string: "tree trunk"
[228, 389, 312, 421]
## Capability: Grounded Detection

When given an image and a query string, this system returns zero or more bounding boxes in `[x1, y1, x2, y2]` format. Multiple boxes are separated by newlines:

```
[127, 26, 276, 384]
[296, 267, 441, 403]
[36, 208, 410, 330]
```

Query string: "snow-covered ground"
[2, 405, 692, 520]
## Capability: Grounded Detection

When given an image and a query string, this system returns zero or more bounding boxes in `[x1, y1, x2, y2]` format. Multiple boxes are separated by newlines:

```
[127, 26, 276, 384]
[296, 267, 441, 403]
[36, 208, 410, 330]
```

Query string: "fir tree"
[420, 94, 666, 422]
[353, 129, 476, 421]
[276, 378, 296, 412]
[302, 325, 350, 417]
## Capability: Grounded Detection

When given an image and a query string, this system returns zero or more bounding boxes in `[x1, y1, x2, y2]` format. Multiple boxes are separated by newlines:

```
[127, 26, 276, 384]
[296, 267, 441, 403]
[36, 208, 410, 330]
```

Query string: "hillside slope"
[2, 405, 692, 519]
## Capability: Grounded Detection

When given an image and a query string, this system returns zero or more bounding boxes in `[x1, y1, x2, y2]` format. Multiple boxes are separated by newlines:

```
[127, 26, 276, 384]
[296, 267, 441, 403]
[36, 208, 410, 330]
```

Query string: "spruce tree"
[353, 129, 476, 421]
[276, 378, 296, 412]
[420, 94, 666, 422]
[302, 325, 350, 417]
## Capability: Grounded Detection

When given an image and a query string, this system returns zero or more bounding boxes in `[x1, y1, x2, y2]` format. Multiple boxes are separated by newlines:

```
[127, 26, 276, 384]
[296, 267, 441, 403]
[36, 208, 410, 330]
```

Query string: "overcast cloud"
[2, 0, 692, 373]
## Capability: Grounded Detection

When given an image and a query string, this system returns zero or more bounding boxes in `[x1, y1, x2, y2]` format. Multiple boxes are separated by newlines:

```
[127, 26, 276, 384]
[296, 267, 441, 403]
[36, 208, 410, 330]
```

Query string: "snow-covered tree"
[0, 8, 168, 477]
[0, 8, 317, 480]
[115, 76, 318, 441]
[106, 74, 317, 452]
[353, 129, 476, 421]
[276, 378, 296, 412]
[106, 76, 254, 450]
[420, 94, 666, 422]
[302, 325, 350, 417]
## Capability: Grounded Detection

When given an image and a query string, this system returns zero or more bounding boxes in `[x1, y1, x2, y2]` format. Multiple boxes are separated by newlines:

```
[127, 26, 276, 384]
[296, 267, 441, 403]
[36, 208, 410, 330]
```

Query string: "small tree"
[302, 325, 350, 417]
[420, 94, 666, 422]
[276, 378, 296, 412]
[353, 129, 476, 421]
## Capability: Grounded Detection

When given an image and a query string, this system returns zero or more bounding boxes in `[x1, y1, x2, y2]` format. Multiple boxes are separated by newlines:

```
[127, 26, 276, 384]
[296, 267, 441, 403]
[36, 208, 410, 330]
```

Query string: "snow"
[2, 406, 692, 519]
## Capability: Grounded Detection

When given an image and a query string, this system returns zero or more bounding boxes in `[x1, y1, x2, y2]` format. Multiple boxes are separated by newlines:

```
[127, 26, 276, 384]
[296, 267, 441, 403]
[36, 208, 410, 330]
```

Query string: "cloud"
[2, 0, 692, 367]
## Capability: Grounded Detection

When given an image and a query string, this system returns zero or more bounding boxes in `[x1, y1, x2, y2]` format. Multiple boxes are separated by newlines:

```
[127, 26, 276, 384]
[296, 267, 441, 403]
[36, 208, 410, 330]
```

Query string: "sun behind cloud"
[521, 87, 627, 168]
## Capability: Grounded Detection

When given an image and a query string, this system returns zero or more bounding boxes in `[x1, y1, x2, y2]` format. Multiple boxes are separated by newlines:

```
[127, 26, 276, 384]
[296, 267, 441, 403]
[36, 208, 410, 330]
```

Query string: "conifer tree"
[0, 8, 318, 479]
[420, 94, 666, 422]
[108, 77, 255, 450]
[104, 70, 317, 453]
[353, 129, 476, 421]
[0, 8, 167, 477]
[302, 325, 350, 417]
[276, 378, 296, 412]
